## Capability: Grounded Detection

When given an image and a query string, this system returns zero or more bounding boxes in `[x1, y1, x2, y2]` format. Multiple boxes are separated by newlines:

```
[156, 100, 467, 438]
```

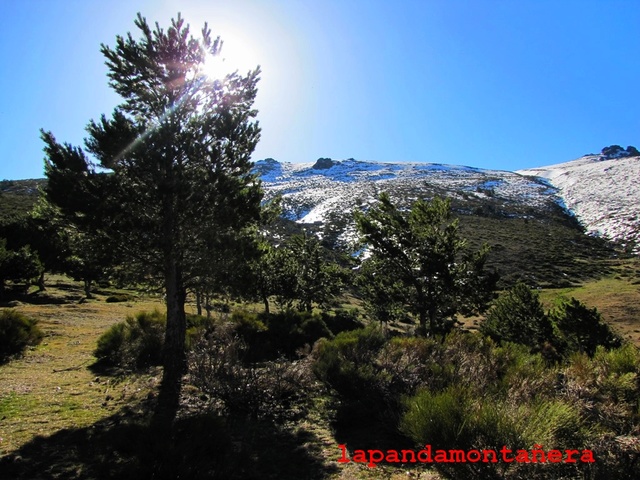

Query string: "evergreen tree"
[42, 13, 262, 426]
[550, 297, 622, 357]
[268, 233, 345, 312]
[355, 193, 496, 334]
[356, 256, 405, 326]
[480, 282, 555, 350]
[0, 239, 43, 298]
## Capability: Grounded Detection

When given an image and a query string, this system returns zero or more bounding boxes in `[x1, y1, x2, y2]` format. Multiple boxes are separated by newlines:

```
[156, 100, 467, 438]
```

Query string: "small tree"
[0, 239, 43, 298]
[268, 233, 345, 312]
[356, 256, 405, 326]
[550, 297, 622, 357]
[480, 282, 556, 351]
[355, 193, 496, 334]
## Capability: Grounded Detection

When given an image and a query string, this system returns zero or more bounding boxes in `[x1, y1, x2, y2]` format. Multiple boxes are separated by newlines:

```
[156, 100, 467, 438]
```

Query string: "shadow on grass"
[0, 405, 339, 480]
[330, 397, 415, 456]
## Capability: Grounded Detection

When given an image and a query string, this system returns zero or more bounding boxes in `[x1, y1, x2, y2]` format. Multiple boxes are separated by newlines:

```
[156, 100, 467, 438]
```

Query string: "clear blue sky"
[1, 0, 639, 180]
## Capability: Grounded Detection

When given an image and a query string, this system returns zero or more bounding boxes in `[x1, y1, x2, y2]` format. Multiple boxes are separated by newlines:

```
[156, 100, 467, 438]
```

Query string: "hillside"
[519, 147, 640, 254]
[0, 179, 44, 222]
[255, 157, 618, 287]
[1, 153, 633, 288]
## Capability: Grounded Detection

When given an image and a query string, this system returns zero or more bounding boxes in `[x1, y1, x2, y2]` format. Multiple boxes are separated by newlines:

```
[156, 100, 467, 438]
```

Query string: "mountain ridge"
[254, 147, 638, 254]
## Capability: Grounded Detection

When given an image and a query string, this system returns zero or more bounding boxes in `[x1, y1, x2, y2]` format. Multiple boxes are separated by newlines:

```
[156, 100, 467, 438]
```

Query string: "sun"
[200, 32, 259, 80]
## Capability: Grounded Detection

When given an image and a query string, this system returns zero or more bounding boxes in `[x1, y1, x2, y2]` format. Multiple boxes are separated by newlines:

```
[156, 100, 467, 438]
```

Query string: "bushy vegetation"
[189, 322, 316, 420]
[481, 283, 623, 361]
[312, 328, 640, 479]
[94, 310, 215, 371]
[0, 309, 43, 362]
[94, 310, 166, 370]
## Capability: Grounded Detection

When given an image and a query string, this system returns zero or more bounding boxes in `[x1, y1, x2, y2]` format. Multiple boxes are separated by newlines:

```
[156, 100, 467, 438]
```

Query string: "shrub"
[94, 310, 166, 370]
[480, 283, 558, 355]
[320, 308, 363, 335]
[401, 387, 592, 480]
[0, 309, 43, 362]
[189, 322, 314, 421]
[233, 310, 335, 361]
[312, 325, 386, 390]
[376, 336, 443, 394]
[564, 344, 640, 434]
[312, 325, 390, 422]
[400, 385, 475, 449]
[550, 297, 622, 357]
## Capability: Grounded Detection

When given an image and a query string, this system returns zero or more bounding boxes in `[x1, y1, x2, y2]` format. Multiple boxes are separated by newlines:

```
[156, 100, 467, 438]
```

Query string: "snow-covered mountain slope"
[254, 157, 561, 245]
[519, 154, 640, 253]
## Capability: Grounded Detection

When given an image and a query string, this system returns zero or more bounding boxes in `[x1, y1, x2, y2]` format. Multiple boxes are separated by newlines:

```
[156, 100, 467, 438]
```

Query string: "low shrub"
[264, 310, 333, 358]
[564, 344, 640, 434]
[230, 310, 336, 362]
[401, 387, 592, 480]
[320, 308, 363, 335]
[0, 309, 43, 362]
[311, 325, 391, 423]
[189, 322, 314, 421]
[94, 310, 166, 370]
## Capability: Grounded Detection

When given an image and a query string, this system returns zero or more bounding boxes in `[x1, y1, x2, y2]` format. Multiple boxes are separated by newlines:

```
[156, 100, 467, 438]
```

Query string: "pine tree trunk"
[84, 278, 93, 299]
[154, 256, 187, 430]
[263, 295, 270, 314]
[196, 290, 202, 316]
[418, 309, 427, 335]
[37, 271, 46, 292]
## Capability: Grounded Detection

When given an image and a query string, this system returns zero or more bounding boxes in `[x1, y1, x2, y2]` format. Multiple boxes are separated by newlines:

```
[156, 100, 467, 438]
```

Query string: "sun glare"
[200, 34, 259, 80]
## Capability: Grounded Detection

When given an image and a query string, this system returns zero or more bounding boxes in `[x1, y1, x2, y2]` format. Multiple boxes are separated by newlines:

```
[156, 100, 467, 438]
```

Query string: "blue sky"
[1, 0, 639, 180]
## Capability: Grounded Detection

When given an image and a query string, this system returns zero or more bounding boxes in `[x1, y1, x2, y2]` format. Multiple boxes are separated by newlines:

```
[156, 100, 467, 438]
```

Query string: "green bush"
[550, 297, 622, 357]
[229, 310, 336, 362]
[480, 283, 558, 357]
[400, 385, 475, 449]
[312, 325, 387, 410]
[185, 313, 216, 349]
[0, 309, 43, 362]
[94, 310, 166, 370]
[564, 344, 640, 434]
[401, 387, 592, 480]
[321, 308, 364, 335]
[264, 310, 332, 355]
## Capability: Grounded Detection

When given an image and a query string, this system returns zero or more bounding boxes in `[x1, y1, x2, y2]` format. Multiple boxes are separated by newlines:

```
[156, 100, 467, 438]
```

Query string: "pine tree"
[550, 297, 622, 356]
[42, 13, 262, 426]
[480, 282, 555, 349]
[355, 193, 496, 334]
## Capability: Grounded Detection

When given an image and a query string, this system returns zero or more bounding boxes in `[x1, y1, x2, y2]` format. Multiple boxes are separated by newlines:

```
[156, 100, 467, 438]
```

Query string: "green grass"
[538, 260, 640, 346]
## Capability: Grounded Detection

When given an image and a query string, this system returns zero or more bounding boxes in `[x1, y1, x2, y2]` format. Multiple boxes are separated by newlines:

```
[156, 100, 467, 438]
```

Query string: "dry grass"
[539, 258, 640, 346]
[0, 278, 164, 455]
[0, 278, 445, 479]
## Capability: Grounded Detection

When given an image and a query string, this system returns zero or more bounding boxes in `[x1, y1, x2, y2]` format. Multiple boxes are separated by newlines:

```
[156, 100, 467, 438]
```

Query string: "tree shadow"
[0, 405, 339, 480]
[0, 289, 77, 306]
[330, 397, 415, 455]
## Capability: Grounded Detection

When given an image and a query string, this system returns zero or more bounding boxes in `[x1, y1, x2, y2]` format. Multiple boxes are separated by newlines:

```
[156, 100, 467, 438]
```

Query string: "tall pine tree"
[42, 13, 263, 426]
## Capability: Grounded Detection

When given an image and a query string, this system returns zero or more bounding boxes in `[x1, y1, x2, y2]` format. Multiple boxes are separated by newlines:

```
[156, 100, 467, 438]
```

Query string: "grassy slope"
[0, 279, 163, 454]
[0, 279, 446, 479]
[538, 257, 640, 346]
[0, 179, 44, 223]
